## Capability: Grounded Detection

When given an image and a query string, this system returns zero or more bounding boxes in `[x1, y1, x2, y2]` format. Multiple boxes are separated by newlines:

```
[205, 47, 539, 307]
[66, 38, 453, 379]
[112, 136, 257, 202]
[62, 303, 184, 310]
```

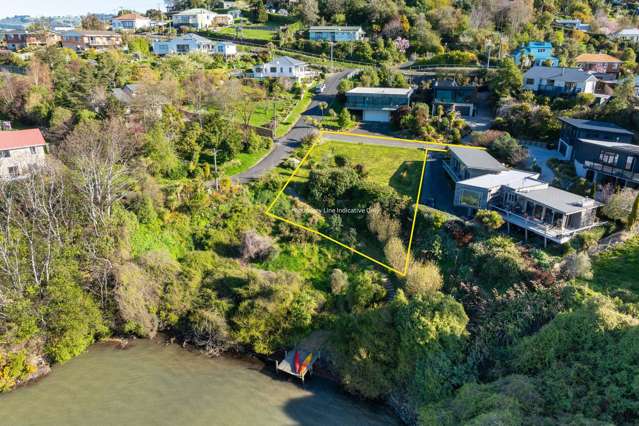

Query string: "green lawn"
[214, 26, 276, 41]
[582, 236, 639, 297]
[293, 140, 426, 197]
[275, 89, 313, 138]
[220, 146, 273, 176]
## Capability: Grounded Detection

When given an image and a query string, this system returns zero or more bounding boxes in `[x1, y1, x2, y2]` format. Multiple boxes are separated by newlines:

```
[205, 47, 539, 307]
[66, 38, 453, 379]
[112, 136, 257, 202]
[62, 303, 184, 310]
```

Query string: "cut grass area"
[275, 89, 313, 138]
[220, 146, 273, 176]
[292, 140, 425, 196]
[214, 26, 276, 41]
[582, 236, 639, 297]
[250, 97, 295, 128]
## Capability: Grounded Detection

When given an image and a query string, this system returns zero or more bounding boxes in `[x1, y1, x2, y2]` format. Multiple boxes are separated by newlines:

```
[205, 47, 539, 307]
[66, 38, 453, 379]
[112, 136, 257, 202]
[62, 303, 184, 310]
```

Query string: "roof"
[309, 26, 363, 32]
[346, 87, 413, 96]
[64, 30, 119, 36]
[524, 66, 595, 82]
[113, 13, 148, 21]
[433, 80, 476, 90]
[578, 138, 639, 155]
[575, 53, 622, 63]
[171, 33, 214, 44]
[559, 117, 634, 135]
[175, 8, 212, 15]
[449, 146, 507, 172]
[459, 169, 541, 190]
[616, 28, 639, 36]
[524, 41, 553, 48]
[265, 56, 307, 67]
[518, 186, 600, 214]
[0, 129, 46, 150]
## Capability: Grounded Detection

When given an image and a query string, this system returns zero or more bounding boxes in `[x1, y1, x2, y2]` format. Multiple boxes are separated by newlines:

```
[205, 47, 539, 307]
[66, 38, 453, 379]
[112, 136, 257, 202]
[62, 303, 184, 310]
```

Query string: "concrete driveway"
[525, 144, 560, 182]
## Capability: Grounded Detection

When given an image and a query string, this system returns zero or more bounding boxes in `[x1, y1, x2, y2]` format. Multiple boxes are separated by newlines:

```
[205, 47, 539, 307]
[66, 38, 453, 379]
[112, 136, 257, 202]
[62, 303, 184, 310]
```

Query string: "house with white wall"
[250, 56, 313, 81]
[111, 13, 151, 31]
[152, 34, 237, 56]
[523, 66, 597, 96]
[613, 28, 639, 43]
[0, 129, 47, 179]
[172, 8, 216, 29]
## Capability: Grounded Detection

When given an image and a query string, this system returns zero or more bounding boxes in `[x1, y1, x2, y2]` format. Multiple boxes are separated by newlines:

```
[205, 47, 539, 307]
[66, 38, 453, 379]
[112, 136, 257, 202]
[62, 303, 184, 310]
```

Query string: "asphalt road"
[233, 69, 353, 183]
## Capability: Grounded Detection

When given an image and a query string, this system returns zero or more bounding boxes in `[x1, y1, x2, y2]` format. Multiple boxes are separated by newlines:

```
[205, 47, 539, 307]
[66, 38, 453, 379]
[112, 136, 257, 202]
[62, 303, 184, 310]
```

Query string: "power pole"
[212, 148, 220, 191]
[486, 44, 493, 69]
[330, 41, 334, 72]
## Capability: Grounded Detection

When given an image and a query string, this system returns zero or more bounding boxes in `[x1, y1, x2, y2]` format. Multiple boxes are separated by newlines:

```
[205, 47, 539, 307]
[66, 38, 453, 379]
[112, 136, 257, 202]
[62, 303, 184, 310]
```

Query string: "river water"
[0, 339, 398, 426]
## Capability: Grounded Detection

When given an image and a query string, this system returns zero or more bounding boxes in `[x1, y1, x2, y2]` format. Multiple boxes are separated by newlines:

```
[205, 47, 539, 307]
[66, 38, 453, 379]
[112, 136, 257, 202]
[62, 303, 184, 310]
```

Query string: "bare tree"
[61, 118, 138, 234]
[183, 70, 218, 124]
[131, 77, 179, 126]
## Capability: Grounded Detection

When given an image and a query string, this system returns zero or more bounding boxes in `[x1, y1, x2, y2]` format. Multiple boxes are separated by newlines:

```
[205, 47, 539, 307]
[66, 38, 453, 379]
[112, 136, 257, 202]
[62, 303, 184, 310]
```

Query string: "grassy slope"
[275, 89, 313, 138]
[214, 26, 276, 41]
[582, 236, 639, 296]
[220, 146, 273, 176]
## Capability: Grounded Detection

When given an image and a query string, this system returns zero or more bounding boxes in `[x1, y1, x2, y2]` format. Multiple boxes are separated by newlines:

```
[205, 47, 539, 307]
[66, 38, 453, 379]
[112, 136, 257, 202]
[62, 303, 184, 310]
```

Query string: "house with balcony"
[152, 34, 237, 56]
[557, 116, 634, 160]
[0, 129, 47, 179]
[555, 18, 591, 32]
[523, 66, 596, 97]
[445, 146, 603, 244]
[111, 13, 151, 31]
[345, 87, 413, 122]
[431, 80, 477, 117]
[61, 30, 122, 51]
[308, 26, 365, 42]
[444, 146, 507, 182]
[513, 41, 559, 67]
[171, 8, 216, 29]
[575, 53, 622, 77]
[250, 56, 313, 81]
[4, 30, 60, 51]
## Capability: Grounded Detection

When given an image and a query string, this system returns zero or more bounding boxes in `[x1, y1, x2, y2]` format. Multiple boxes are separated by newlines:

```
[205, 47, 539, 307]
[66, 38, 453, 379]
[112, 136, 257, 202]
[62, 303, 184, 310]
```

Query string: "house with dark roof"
[445, 146, 603, 244]
[308, 26, 365, 42]
[431, 80, 477, 117]
[0, 129, 47, 179]
[523, 66, 597, 96]
[558, 117, 639, 187]
[250, 56, 314, 81]
[513, 41, 559, 67]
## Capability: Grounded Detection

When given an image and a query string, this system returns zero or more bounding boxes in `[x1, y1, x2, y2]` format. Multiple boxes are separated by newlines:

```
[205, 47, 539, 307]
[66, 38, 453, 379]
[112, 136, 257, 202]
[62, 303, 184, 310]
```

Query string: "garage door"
[363, 110, 390, 122]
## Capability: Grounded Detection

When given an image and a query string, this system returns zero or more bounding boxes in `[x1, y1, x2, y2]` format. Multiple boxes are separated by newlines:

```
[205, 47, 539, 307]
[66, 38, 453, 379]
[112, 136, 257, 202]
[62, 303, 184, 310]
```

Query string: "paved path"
[233, 69, 353, 183]
[322, 132, 447, 151]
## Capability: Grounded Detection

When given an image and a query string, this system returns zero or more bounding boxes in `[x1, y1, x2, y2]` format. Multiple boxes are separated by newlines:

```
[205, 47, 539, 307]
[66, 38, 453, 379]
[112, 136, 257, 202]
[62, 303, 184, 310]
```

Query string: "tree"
[319, 101, 328, 116]
[183, 70, 219, 123]
[490, 58, 523, 98]
[487, 134, 528, 166]
[252, 0, 268, 23]
[337, 108, 353, 130]
[240, 230, 277, 261]
[81, 14, 107, 30]
[628, 193, 639, 231]
[297, 0, 319, 25]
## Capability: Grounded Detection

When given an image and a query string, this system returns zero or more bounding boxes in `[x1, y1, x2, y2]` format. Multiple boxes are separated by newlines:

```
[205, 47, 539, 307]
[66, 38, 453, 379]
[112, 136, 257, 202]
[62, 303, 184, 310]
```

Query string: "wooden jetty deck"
[275, 349, 320, 382]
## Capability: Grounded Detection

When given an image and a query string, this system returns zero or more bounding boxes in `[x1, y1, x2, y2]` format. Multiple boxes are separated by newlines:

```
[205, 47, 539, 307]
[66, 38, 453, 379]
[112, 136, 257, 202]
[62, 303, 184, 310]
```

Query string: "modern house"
[444, 146, 507, 181]
[431, 80, 477, 117]
[613, 28, 639, 43]
[61, 30, 122, 51]
[557, 117, 634, 161]
[345, 87, 413, 122]
[0, 129, 47, 179]
[111, 13, 152, 31]
[4, 30, 60, 50]
[445, 146, 603, 244]
[152, 34, 237, 56]
[575, 53, 622, 76]
[522, 66, 597, 96]
[512, 41, 559, 67]
[555, 18, 591, 32]
[250, 56, 313, 81]
[172, 8, 215, 29]
[308, 26, 365, 42]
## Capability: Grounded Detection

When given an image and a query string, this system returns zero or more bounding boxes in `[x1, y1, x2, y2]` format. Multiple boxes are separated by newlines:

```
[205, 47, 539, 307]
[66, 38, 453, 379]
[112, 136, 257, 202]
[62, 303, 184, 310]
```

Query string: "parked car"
[314, 83, 326, 94]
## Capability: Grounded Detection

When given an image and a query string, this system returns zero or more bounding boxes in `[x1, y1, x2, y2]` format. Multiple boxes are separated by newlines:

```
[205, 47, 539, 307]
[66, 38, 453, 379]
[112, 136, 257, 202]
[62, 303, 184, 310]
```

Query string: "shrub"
[330, 268, 349, 294]
[367, 203, 401, 243]
[384, 237, 407, 271]
[405, 261, 443, 297]
[475, 209, 505, 231]
[487, 134, 528, 167]
[240, 230, 277, 262]
[562, 252, 593, 280]
[602, 188, 638, 225]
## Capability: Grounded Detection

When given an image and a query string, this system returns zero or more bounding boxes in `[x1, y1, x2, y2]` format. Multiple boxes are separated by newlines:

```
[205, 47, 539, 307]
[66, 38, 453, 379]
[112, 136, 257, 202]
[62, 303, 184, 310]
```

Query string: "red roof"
[0, 129, 46, 150]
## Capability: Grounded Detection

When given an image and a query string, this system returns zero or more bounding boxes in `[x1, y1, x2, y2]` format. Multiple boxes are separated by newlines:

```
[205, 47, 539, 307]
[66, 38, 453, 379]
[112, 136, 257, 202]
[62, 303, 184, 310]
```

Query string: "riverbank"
[0, 338, 399, 426]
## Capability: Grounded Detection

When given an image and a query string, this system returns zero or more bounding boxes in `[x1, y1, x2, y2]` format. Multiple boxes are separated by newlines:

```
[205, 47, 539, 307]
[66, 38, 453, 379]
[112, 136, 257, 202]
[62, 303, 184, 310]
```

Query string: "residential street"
[233, 69, 353, 183]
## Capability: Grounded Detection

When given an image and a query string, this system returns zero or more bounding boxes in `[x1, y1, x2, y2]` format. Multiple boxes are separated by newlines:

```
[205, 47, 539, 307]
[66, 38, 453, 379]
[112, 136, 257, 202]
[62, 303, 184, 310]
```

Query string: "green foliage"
[474, 210, 505, 231]
[486, 134, 528, 167]
[490, 58, 523, 98]
[0, 350, 35, 392]
[469, 236, 530, 290]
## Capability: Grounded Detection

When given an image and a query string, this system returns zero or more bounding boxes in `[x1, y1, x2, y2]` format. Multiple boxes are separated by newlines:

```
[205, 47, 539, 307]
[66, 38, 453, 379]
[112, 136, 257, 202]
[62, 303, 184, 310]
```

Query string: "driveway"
[234, 69, 354, 183]
[525, 143, 560, 182]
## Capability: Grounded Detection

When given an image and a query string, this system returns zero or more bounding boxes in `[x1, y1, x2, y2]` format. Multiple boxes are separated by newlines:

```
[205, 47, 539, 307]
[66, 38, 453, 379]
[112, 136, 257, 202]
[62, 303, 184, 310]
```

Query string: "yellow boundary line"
[320, 130, 487, 150]
[265, 138, 439, 276]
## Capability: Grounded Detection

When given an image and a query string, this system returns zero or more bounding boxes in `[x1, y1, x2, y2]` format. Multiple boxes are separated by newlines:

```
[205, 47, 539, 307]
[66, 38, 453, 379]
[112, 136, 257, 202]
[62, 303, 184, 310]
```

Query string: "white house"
[0, 129, 47, 179]
[172, 8, 216, 29]
[152, 34, 237, 56]
[523, 66, 597, 96]
[613, 28, 639, 43]
[111, 13, 151, 31]
[251, 56, 313, 81]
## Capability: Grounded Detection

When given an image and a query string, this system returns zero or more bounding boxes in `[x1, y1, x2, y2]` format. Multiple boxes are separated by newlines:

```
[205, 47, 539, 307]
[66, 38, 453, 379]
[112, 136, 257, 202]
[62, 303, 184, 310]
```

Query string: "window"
[565, 82, 576, 90]
[8, 166, 18, 177]
[626, 156, 636, 170]
[0, 150, 10, 158]
[546, 79, 555, 86]
[525, 78, 534, 85]
[30, 147, 37, 154]
[460, 189, 481, 208]
[599, 150, 619, 165]
[270, 67, 277, 73]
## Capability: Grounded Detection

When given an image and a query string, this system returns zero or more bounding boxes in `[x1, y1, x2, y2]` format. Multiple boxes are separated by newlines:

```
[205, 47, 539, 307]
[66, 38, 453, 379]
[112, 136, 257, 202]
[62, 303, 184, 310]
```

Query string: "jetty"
[275, 349, 320, 383]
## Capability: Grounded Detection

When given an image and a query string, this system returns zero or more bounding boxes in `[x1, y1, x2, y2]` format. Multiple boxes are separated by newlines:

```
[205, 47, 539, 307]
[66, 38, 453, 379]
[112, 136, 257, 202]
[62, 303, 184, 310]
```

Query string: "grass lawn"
[275, 89, 313, 138]
[582, 236, 639, 297]
[250, 98, 295, 128]
[220, 146, 273, 176]
[293, 140, 426, 197]
[214, 26, 276, 41]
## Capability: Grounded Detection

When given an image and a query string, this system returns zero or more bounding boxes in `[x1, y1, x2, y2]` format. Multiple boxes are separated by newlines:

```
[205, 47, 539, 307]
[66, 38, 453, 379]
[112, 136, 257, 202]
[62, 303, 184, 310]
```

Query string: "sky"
[2, 0, 164, 18]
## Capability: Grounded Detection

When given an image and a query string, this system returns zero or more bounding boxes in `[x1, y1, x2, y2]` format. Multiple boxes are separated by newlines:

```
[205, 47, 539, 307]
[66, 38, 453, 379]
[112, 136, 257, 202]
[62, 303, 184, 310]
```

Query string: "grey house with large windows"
[444, 147, 603, 245]
[345, 87, 413, 122]
[557, 117, 638, 187]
